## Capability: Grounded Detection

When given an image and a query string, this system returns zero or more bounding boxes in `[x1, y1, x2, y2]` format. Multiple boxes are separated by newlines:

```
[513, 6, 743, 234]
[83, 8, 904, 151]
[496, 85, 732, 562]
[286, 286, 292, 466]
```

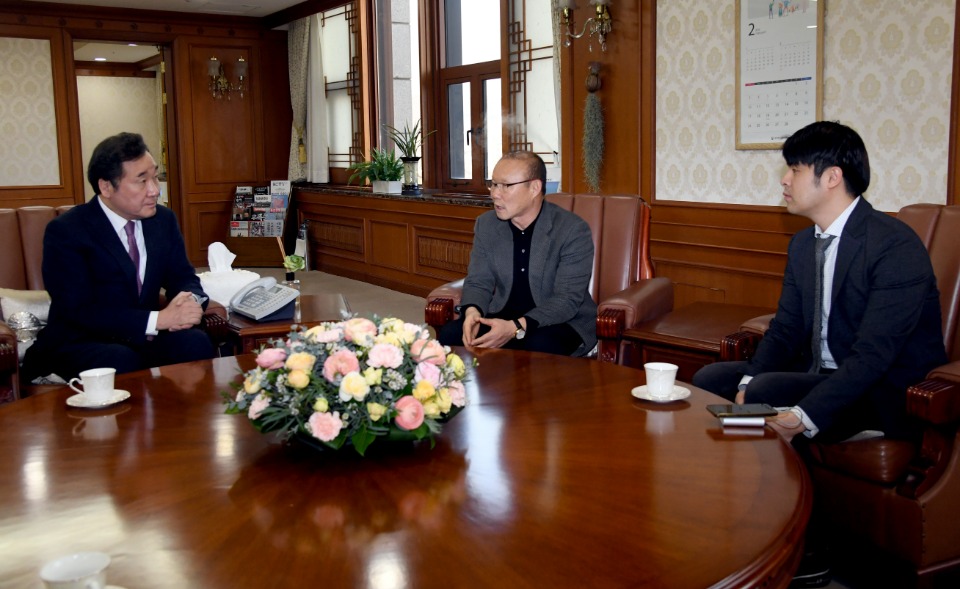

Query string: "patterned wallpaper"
[0, 37, 60, 187]
[77, 76, 162, 199]
[656, 0, 955, 210]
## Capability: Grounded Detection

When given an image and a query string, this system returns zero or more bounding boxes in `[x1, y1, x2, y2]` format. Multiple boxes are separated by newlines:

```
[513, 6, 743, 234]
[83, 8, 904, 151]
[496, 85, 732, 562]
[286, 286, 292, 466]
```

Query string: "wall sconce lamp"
[558, 0, 613, 53]
[235, 56, 248, 99]
[207, 56, 249, 100]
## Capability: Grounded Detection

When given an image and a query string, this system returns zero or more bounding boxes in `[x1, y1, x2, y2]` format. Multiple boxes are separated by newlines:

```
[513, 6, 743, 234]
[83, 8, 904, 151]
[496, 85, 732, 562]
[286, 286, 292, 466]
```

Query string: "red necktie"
[124, 221, 142, 295]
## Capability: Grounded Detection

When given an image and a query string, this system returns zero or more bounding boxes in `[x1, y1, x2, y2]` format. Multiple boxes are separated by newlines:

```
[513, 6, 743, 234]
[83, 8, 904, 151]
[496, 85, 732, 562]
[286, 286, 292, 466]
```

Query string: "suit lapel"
[86, 197, 142, 299]
[528, 202, 554, 297]
[830, 198, 870, 301]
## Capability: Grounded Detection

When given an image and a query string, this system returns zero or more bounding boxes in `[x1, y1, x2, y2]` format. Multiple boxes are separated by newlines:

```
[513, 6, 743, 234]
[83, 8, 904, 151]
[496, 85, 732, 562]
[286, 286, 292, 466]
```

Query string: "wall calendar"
[736, 0, 824, 149]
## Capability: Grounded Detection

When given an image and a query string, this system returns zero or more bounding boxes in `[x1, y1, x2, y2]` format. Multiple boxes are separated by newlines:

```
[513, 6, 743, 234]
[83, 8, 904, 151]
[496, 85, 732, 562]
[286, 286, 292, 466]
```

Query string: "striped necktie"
[810, 234, 836, 373]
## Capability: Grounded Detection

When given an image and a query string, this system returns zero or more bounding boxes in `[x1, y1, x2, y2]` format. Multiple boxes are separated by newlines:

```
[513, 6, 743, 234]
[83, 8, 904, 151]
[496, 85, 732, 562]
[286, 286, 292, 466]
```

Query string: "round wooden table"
[0, 349, 810, 588]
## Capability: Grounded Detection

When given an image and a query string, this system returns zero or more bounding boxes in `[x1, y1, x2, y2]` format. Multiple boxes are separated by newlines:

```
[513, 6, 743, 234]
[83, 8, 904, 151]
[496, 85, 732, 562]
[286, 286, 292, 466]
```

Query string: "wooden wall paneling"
[649, 202, 812, 308]
[368, 220, 410, 271]
[259, 31, 292, 181]
[413, 226, 475, 280]
[294, 189, 488, 296]
[559, 0, 641, 196]
[0, 23, 80, 208]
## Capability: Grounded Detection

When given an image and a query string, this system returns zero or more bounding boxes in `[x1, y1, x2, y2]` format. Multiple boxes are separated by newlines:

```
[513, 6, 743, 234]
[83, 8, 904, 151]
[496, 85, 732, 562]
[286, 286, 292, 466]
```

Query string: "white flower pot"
[372, 180, 401, 195]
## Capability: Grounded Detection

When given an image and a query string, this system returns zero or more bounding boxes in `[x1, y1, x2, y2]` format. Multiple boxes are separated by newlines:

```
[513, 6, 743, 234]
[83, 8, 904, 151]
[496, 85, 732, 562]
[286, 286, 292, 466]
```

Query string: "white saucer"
[66, 389, 131, 409]
[631, 385, 691, 403]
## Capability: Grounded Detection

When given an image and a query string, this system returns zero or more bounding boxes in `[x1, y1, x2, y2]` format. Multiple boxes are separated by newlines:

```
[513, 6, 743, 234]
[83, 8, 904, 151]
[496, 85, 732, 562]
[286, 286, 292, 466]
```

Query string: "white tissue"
[196, 242, 260, 307]
[207, 242, 237, 274]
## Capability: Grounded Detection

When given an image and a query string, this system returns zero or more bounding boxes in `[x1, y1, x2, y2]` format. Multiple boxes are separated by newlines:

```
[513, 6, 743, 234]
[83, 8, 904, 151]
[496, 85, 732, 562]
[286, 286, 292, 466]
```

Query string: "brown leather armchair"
[720, 204, 960, 583]
[424, 193, 673, 362]
[1, 206, 229, 404]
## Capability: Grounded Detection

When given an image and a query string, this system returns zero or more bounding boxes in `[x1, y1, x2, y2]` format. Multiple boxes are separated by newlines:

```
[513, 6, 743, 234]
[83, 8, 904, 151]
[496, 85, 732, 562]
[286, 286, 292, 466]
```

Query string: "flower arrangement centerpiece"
[223, 317, 469, 456]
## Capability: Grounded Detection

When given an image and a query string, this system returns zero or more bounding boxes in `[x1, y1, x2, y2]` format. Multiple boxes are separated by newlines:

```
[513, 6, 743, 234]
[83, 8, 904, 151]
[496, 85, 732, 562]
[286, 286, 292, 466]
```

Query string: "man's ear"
[822, 166, 844, 190]
[98, 178, 114, 197]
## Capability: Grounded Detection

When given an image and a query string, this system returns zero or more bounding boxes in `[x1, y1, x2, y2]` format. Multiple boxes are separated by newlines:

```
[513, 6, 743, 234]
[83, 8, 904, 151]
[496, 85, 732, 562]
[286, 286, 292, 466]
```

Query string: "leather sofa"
[424, 193, 673, 362]
[721, 203, 960, 584]
[0, 206, 228, 404]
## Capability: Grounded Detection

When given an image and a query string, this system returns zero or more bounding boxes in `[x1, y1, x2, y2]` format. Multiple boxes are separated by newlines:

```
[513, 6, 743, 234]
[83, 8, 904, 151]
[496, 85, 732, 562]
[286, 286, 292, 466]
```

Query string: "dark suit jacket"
[460, 200, 598, 355]
[748, 198, 947, 437]
[24, 198, 207, 374]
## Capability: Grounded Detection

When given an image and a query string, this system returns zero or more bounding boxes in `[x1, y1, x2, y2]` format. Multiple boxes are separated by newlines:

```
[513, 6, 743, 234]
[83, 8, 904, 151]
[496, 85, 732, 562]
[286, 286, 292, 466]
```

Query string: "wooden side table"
[225, 293, 351, 354]
[621, 301, 775, 382]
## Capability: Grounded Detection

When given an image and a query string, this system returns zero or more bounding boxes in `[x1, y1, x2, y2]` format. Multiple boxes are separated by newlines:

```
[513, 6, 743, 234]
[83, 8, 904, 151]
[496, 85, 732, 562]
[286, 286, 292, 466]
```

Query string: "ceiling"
[22, 0, 305, 18]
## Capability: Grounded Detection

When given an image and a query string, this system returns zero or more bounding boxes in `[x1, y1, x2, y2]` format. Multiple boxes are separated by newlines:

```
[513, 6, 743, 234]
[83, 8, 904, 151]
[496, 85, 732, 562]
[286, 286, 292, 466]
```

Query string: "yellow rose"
[243, 370, 262, 394]
[313, 397, 329, 412]
[303, 325, 326, 340]
[339, 372, 370, 401]
[379, 317, 404, 333]
[436, 387, 453, 413]
[413, 380, 435, 401]
[363, 366, 383, 385]
[446, 353, 466, 378]
[367, 402, 387, 421]
[422, 401, 441, 418]
[285, 351, 317, 372]
[287, 369, 310, 389]
[374, 332, 402, 347]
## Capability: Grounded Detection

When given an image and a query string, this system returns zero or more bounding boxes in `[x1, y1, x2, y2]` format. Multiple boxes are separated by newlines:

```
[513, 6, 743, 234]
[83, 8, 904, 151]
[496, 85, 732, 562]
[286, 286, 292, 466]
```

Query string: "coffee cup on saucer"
[644, 362, 679, 399]
[40, 551, 110, 589]
[68, 368, 116, 405]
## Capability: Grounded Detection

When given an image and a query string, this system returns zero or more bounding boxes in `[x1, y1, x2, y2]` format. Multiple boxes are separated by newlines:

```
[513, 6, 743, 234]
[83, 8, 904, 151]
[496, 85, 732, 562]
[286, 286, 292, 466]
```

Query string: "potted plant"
[347, 148, 404, 194]
[384, 119, 436, 195]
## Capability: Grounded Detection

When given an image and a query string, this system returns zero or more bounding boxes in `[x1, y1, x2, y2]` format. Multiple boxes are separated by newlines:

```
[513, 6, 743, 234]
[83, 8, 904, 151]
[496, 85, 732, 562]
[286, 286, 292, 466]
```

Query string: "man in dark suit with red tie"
[23, 132, 214, 381]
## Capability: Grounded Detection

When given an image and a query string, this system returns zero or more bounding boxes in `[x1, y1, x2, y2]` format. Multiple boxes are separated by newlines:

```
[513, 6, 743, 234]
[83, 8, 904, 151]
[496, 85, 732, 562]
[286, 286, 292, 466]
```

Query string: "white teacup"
[68, 368, 116, 404]
[40, 552, 110, 589]
[644, 362, 679, 399]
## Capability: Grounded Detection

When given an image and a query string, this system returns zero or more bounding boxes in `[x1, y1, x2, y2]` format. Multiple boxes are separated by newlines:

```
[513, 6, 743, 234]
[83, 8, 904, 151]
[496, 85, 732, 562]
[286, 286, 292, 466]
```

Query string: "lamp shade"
[235, 57, 248, 77]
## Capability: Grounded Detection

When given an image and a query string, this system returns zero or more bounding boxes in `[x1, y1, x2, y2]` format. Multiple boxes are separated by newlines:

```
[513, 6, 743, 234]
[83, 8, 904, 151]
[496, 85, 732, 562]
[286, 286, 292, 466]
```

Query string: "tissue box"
[197, 270, 261, 307]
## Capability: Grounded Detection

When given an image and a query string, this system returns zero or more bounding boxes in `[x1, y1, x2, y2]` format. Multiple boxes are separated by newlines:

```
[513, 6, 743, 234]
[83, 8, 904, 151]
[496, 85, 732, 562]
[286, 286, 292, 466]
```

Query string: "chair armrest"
[719, 313, 775, 362]
[907, 363, 960, 425]
[596, 277, 673, 339]
[201, 301, 230, 346]
[425, 279, 464, 331]
[898, 369, 960, 498]
[0, 320, 21, 403]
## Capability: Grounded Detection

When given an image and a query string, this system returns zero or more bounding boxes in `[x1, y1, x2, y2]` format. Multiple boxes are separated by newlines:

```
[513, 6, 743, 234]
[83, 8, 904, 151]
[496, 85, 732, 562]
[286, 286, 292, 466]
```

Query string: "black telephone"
[229, 277, 299, 321]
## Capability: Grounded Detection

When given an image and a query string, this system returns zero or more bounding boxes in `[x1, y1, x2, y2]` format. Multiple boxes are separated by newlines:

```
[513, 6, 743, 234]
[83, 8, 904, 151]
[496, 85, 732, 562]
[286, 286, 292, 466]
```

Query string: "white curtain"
[306, 14, 330, 183]
[287, 17, 310, 181]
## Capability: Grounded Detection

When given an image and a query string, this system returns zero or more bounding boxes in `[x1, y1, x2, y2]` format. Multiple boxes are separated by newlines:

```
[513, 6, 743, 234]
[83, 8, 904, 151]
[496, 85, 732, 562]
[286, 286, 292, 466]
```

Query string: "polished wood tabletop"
[0, 349, 810, 588]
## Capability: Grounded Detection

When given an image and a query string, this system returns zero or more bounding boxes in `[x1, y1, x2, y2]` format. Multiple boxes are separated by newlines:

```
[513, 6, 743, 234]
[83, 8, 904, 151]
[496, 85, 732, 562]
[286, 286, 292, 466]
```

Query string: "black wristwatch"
[513, 318, 526, 340]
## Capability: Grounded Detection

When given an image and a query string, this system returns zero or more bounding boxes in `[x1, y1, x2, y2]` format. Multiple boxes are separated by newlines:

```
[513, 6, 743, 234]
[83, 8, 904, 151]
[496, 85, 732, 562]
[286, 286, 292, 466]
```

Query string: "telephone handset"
[230, 277, 299, 321]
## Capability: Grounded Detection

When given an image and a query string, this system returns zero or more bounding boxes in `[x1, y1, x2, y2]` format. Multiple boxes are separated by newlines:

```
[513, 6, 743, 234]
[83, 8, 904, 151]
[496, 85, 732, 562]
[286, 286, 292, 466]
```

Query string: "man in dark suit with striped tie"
[23, 132, 214, 381]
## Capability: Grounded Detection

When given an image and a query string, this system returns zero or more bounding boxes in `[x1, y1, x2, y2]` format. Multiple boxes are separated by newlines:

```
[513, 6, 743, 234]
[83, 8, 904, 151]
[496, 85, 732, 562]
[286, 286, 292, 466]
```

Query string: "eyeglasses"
[486, 178, 536, 192]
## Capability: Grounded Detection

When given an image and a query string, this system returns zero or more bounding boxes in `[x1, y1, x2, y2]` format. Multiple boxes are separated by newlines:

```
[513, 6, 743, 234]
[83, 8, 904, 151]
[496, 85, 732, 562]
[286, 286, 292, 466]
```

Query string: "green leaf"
[351, 424, 377, 456]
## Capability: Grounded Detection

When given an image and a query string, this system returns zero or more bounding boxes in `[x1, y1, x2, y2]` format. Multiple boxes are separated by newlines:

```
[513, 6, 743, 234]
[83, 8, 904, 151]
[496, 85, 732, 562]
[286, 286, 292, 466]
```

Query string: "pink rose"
[323, 349, 360, 382]
[314, 328, 343, 343]
[447, 380, 466, 407]
[248, 394, 270, 420]
[414, 361, 441, 388]
[411, 339, 446, 365]
[343, 318, 378, 345]
[394, 396, 425, 431]
[255, 347, 287, 370]
[308, 411, 344, 442]
[367, 343, 404, 369]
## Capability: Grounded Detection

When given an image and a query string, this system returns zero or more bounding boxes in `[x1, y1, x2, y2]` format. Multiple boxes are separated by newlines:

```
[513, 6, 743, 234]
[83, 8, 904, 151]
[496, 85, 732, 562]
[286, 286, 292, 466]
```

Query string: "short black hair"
[501, 151, 547, 195]
[782, 121, 870, 197]
[87, 132, 151, 196]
